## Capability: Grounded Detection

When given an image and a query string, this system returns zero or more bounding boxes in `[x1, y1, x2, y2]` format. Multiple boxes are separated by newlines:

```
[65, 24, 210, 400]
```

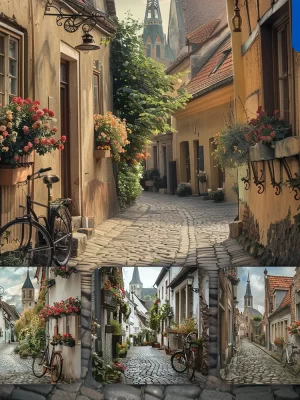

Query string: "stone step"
[71, 216, 82, 230]
[71, 232, 87, 257]
[77, 228, 94, 239]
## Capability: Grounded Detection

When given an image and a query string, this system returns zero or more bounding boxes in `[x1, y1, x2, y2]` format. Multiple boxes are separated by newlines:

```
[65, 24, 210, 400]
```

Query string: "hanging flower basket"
[0, 154, 34, 186]
[94, 149, 111, 160]
[51, 266, 76, 279]
[61, 334, 76, 347]
[102, 289, 118, 308]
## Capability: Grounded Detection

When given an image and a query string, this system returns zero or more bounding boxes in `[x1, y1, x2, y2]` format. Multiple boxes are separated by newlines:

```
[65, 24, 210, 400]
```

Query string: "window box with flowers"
[39, 297, 81, 320]
[287, 322, 300, 336]
[274, 337, 285, 349]
[102, 279, 125, 309]
[51, 266, 76, 279]
[248, 107, 291, 162]
[0, 97, 66, 185]
[61, 333, 76, 348]
[94, 112, 129, 162]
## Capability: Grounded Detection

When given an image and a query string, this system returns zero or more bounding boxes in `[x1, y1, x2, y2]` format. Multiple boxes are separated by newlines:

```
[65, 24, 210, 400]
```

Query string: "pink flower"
[23, 126, 29, 134]
[24, 98, 33, 104]
[36, 109, 44, 117]
[2, 131, 8, 137]
[270, 131, 276, 138]
[41, 138, 47, 144]
[14, 155, 19, 161]
[0, 125, 6, 132]
[33, 100, 40, 105]
[61, 135, 67, 142]
[52, 126, 57, 132]
[27, 142, 33, 148]
[50, 138, 56, 144]
[23, 146, 29, 152]
[48, 110, 54, 117]
[42, 108, 49, 113]
[32, 115, 38, 121]
[58, 144, 64, 150]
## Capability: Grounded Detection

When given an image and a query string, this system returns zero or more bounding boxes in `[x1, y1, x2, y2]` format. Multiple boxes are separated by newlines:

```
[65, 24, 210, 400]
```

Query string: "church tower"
[129, 267, 143, 299]
[142, 0, 173, 66]
[244, 272, 253, 308]
[22, 268, 35, 312]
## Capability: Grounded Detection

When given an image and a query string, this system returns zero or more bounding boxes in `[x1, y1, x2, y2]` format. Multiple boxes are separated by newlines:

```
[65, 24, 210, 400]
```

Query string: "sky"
[237, 266, 296, 314]
[0, 267, 39, 312]
[114, 0, 171, 34]
[123, 266, 162, 291]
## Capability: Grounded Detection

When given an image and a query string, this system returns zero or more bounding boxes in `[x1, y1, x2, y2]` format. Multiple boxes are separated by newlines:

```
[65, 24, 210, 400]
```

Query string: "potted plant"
[61, 333, 76, 347]
[51, 266, 76, 279]
[102, 280, 125, 308]
[51, 334, 62, 345]
[287, 322, 300, 336]
[0, 97, 66, 185]
[176, 182, 192, 197]
[94, 112, 129, 162]
[144, 169, 160, 188]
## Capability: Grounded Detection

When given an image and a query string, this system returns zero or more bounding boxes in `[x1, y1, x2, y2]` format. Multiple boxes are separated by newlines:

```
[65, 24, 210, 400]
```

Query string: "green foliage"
[117, 162, 143, 209]
[144, 169, 160, 181]
[253, 315, 262, 321]
[109, 319, 122, 336]
[170, 317, 198, 334]
[176, 182, 192, 197]
[92, 353, 123, 383]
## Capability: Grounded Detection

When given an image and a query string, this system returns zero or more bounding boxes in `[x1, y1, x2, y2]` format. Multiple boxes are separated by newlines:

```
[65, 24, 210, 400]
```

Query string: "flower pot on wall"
[275, 137, 300, 158]
[94, 150, 111, 160]
[249, 142, 275, 161]
[0, 154, 34, 186]
[102, 289, 118, 308]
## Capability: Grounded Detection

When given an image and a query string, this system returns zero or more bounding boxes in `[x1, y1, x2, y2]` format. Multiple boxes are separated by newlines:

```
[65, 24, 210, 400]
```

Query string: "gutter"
[190, 76, 233, 100]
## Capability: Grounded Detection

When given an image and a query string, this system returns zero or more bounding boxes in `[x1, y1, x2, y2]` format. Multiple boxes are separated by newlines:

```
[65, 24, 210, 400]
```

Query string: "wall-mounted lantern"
[187, 275, 199, 293]
[232, 0, 242, 32]
[44, 0, 108, 51]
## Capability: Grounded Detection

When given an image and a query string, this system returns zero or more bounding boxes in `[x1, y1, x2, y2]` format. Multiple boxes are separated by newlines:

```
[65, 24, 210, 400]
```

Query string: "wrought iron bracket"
[281, 157, 300, 200]
[250, 161, 265, 194]
[241, 163, 251, 190]
[266, 159, 281, 195]
[44, 0, 108, 34]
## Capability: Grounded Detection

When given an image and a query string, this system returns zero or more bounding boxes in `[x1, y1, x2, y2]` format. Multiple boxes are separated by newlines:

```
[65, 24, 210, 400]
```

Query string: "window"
[274, 19, 291, 122]
[165, 280, 168, 298]
[22, 290, 25, 299]
[189, 286, 193, 318]
[175, 292, 180, 323]
[93, 71, 102, 115]
[156, 45, 161, 59]
[66, 316, 70, 335]
[134, 327, 139, 333]
[209, 49, 231, 76]
[153, 146, 158, 169]
[146, 44, 151, 58]
[0, 29, 22, 105]
[296, 291, 300, 321]
[181, 287, 186, 320]
[75, 315, 81, 343]
[161, 287, 164, 300]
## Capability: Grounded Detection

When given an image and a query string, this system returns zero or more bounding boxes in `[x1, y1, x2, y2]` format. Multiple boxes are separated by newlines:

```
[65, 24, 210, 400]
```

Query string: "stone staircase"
[71, 216, 95, 258]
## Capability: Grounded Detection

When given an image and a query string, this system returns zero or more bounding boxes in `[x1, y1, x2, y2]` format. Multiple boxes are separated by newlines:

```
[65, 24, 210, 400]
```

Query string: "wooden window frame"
[0, 23, 24, 106]
[75, 314, 81, 344]
[272, 16, 293, 124]
[93, 70, 103, 115]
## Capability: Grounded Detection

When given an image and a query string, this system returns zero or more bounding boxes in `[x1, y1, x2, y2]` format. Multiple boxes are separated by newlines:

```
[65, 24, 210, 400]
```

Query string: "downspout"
[29, 0, 35, 100]
[95, 268, 102, 356]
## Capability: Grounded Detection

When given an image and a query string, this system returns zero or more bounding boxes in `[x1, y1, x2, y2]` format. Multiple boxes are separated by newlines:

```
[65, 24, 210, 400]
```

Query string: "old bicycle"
[170, 332, 200, 380]
[0, 167, 72, 266]
[281, 342, 300, 376]
[32, 335, 63, 382]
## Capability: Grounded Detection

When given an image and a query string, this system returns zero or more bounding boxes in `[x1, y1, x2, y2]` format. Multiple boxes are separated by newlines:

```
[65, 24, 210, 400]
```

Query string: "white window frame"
[0, 22, 24, 106]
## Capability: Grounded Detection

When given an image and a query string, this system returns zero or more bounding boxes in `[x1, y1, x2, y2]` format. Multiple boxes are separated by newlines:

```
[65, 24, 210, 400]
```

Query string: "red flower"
[48, 110, 54, 117]
[61, 135, 67, 142]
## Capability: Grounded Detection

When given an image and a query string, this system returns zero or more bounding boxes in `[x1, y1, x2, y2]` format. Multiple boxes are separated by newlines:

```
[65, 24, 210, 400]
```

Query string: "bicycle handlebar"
[39, 167, 52, 174]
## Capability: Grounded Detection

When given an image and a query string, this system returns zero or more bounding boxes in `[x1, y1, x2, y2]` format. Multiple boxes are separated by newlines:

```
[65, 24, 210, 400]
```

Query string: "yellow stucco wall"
[1, 0, 119, 226]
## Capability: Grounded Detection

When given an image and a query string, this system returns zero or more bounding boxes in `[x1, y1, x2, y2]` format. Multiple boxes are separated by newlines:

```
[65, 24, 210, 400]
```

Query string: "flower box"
[0, 154, 34, 186]
[145, 180, 153, 187]
[94, 149, 111, 160]
[249, 142, 275, 161]
[47, 279, 56, 288]
[102, 289, 118, 308]
[62, 341, 75, 348]
[275, 137, 300, 158]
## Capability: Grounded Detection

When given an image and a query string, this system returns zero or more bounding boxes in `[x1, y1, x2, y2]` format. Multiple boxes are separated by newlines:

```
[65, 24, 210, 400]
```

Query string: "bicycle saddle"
[43, 175, 60, 185]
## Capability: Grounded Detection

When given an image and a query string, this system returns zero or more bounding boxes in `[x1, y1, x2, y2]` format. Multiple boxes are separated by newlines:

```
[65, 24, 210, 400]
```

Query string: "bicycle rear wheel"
[290, 352, 300, 376]
[32, 352, 48, 378]
[281, 349, 288, 368]
[171, 351, 187, 373]
[186, 351, 195, 381]
[51, 352, 63, 382]
[0, 219, 53, 266]
[51, 206, 72, 266]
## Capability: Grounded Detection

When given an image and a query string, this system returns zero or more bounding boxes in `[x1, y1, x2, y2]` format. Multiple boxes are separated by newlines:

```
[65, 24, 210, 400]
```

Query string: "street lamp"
[232, 0, 242, 32]
[187, 275, 199, 293]
[75, 32, 100, 51]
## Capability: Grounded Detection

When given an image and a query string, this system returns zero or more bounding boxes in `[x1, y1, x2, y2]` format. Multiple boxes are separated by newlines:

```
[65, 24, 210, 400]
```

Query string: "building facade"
[0, 298, 19, 344]
[226, 0, 300, 264]
[0, 0, 119, 237]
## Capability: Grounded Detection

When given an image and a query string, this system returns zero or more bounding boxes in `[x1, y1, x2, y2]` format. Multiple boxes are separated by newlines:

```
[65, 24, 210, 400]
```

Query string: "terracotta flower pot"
[0, 153, 34, 186]
[94, 149, 111, 160]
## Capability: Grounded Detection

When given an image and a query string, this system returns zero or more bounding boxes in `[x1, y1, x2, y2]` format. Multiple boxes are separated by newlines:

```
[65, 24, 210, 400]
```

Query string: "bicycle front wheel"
[51, 352, 63, 382]
[290, 352, 300, 376]
[171, 351, 187, 373]
[0, 219, 53, 266]
[186, 351, 195, 381]
[32, 352, 47, 378]
[51, 206, 72, 266]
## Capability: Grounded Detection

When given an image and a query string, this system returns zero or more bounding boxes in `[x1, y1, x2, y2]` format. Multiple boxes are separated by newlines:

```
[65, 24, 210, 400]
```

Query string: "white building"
[0, 299, 19, 344]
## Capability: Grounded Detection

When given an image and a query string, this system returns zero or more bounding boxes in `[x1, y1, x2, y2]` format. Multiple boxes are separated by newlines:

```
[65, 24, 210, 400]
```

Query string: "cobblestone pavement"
[69, 192, 257, 271]
[0, 343, 50, 384]
[224, 338, 300, 385]
[121, 345, 206, 385]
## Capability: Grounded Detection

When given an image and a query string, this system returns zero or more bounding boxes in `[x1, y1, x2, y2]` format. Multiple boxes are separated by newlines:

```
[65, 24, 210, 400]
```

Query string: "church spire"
[244, 271, 253, 308]
[144, 0, 162, 24]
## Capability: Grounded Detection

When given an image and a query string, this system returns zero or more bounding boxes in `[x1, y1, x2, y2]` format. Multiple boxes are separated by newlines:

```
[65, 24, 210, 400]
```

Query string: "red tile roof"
[186, 18, 221, 45]
[267, 275, 294, 296]
[185, 35, 233, 96]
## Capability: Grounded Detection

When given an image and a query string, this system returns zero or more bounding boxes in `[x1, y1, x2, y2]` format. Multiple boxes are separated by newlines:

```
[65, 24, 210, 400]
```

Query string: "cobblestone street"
[224, 338, 300, 385]
[0, 343, 50, 384]
[122, 345, 206, 385]
[70, 192, 257, 271]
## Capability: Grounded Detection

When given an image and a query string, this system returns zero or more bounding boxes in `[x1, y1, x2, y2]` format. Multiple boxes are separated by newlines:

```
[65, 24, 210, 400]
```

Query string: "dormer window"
[209, 49, 231, 76]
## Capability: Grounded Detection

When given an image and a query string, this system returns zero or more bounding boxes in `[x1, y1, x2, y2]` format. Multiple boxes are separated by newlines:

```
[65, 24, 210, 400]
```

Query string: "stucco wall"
[1, 0, 119, 227]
